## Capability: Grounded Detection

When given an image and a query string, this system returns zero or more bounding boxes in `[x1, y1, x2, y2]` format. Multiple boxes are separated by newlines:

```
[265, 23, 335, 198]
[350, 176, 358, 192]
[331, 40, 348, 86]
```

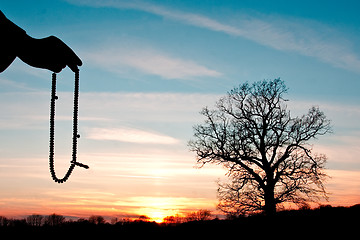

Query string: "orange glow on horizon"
[147, 211, 167, 223]
[0, 157, 358, 219]
[0, 194, 358, 220]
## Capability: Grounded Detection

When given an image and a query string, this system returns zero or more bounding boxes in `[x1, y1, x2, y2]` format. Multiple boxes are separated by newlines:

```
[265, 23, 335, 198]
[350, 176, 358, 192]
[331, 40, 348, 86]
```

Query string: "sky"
[0, 0, 359, 221]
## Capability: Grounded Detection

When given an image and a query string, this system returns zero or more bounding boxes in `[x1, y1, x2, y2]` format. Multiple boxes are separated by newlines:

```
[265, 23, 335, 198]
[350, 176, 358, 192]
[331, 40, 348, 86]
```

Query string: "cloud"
[72, 0, 360, 73]
[0, 91, 220, 131]
[85, 48, 221, 79]
[237, 18, 360, 73]
[0, 78, 34, 91]
[114, 196, 215, 217]
[325, 169, 360, 205]
[86, 127, 179, 145]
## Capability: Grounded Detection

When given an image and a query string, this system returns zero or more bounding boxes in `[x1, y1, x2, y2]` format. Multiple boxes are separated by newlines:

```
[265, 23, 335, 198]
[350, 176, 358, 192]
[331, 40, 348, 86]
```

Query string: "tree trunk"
[264, 187, 276, 216]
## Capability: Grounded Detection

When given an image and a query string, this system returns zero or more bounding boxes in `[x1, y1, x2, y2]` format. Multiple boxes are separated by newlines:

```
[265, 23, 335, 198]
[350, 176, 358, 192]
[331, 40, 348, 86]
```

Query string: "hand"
[18, 35, 82, 73]
[0, 54, 16, 73]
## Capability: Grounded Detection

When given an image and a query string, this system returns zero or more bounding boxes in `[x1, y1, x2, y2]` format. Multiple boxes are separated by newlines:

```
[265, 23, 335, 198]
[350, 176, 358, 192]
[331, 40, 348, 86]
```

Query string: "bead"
[48, 70, 88, 184]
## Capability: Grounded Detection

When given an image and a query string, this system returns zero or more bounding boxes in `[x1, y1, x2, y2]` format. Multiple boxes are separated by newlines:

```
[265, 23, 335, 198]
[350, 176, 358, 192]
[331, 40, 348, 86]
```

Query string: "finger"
[59, 40, 82, 66]
[68, 63, 79, 73]
[74, 53, 82, 66]
[52, 64, 66, 73]
[48, 60, 66, 73]
[69, 51, 82, 67]
[49, 36, 82, 72]
[65, 48, 82, 72]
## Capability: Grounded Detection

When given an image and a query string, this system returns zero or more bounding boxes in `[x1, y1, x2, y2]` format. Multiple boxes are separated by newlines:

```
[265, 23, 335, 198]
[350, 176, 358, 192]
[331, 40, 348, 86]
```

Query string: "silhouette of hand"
[18, 35, 82, 73]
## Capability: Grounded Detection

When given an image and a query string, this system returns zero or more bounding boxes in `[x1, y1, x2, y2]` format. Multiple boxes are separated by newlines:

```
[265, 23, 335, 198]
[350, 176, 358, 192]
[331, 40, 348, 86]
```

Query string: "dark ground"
[1, 204, 359, 239]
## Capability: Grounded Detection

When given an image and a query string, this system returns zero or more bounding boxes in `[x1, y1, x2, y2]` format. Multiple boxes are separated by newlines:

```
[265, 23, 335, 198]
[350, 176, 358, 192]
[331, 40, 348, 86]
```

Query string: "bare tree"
[89, 215, 105, 224]
[137, 215, 150, 222]
[44, 213, 65, 226]
[185, 209, 212, 221]
[163, 214, 183, 224]
[26, 214, 43, 227]
[189, 79, 331, 216]
[0, 216, 8, 227]
[111, 217, 119, 225]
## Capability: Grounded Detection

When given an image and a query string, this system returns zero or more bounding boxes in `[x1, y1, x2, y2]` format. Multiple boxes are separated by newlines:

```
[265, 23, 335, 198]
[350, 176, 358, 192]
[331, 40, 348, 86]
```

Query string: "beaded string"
[49, 70, 88, 184]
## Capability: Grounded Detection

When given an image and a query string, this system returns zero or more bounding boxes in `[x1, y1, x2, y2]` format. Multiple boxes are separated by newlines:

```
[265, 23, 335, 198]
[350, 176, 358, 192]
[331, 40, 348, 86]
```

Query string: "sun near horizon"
[0, 0, 359, 222]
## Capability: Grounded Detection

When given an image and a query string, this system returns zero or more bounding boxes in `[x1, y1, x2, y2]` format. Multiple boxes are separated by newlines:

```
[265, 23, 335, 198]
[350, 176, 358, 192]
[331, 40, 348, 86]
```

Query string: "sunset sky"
[0, 0, 359, 222]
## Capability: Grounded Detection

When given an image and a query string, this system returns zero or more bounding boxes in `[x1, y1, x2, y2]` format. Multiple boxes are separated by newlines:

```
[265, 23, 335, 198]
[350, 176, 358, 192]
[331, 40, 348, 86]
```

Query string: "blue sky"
[2, 0, 360, 97]
[0, 0, 359, 220]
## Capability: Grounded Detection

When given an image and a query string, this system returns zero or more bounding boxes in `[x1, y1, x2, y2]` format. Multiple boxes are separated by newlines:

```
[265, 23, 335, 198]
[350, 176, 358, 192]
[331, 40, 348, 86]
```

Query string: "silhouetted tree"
[89, 215, 105, 225]
[185, 209, 212, 221]
[163, 214, 183, 224]
[189, 79, 331, 216]
[26, 214, 43, 227]
[44, 213, 65, 226]
[111, 217, 119, 225]
[0, 216, 8, 227]
[163, 216, 176, 224]
[137, 215, 150, 222]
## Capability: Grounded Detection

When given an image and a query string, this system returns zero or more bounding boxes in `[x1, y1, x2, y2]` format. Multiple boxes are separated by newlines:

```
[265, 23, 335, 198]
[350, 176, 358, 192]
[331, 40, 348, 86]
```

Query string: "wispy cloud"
[114, 196, 215, 218]
[85, 47, 221, 79]
[0, 91, 220, 130]
[238, 18, 360, 73]
[72, 0, 360, 73]
[0, 78, 33, 91]
[86, 127, 179, 145]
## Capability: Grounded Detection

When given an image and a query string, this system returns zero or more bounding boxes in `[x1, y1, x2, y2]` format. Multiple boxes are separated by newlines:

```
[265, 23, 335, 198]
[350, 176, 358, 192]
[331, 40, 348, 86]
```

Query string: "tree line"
[0, 205, 359, 238]
[0, 209, 212, 227]
[1, 204, 359, 227]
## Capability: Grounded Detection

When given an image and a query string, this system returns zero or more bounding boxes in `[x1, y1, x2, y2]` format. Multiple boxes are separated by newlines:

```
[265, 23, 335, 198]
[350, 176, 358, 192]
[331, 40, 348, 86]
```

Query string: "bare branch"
[189, 79, 331, 216]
